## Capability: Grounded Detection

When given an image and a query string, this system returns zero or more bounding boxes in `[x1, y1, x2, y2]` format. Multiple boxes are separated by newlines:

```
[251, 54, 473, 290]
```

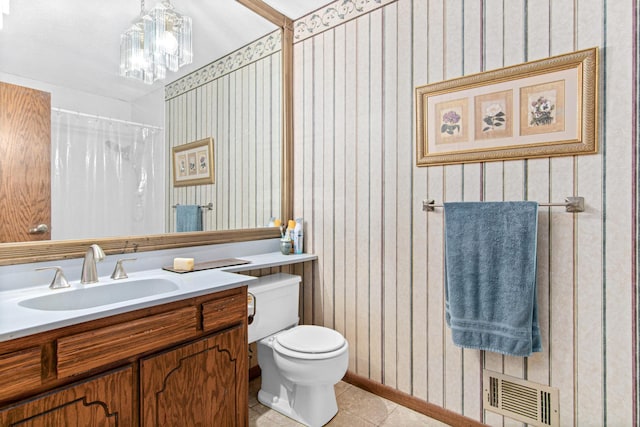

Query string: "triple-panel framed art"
[415, 47, 598, 166]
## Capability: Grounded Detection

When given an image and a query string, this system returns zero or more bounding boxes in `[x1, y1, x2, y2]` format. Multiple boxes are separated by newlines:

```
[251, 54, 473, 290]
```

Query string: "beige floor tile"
[334, 381, 353, 397]
[326, 409, 376, 426]
[381, 405, 451, 427]
[250, 406, 303, 426]
[262, 409, 305, 426]
[335, 384, 397, 425]
[249, 407, 276, 426]
[249, 377, 448, 427]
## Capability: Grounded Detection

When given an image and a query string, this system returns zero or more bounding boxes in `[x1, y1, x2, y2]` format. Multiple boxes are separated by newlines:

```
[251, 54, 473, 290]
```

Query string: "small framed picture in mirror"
[172, 137, 215, 187]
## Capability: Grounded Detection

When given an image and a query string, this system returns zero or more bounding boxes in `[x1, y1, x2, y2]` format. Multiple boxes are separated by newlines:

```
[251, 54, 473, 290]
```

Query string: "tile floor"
[248, 377, 450, 426]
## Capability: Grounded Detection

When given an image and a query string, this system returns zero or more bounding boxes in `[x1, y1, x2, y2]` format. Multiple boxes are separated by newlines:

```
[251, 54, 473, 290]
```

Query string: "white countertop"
[222, 252, 317, 272]
[0, 251, 316, 343]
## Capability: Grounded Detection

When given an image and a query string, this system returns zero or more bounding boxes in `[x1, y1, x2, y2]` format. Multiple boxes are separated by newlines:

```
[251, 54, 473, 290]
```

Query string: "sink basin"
[19, 278, 179, 311]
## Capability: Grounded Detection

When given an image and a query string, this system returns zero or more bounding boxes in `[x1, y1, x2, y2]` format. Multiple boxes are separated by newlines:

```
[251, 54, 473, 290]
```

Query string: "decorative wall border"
[165, 30, 281, 100]
[293, 0, 396, 43]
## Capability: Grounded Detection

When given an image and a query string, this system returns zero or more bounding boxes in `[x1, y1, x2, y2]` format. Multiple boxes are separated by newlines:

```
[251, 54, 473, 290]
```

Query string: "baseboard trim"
[342, 371, 486, 427]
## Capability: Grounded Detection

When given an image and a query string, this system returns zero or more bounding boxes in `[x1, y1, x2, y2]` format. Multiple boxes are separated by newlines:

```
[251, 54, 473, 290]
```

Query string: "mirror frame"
[0, 0, 293, 267]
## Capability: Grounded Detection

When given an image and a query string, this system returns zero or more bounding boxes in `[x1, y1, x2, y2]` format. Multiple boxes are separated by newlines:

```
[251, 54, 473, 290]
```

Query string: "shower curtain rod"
[422, 196, 585, 213]
[52, 107, 163, 130]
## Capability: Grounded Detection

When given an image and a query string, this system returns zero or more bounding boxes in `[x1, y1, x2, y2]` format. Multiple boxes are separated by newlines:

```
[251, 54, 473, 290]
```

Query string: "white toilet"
[248, 273, 349, 427]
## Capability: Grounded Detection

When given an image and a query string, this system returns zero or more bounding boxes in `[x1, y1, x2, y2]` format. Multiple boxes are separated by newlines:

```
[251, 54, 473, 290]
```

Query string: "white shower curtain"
[51, 109, 165, 240]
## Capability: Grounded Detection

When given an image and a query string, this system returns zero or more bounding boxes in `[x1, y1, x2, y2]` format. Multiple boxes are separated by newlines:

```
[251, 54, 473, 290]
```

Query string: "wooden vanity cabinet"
[0, 285, 248, 426]
[0, 366, 134, 426]
[140, 324, 247, 426]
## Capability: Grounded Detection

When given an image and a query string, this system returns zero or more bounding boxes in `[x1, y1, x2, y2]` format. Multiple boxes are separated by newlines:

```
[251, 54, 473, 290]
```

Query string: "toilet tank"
[247, 273, 301, 343]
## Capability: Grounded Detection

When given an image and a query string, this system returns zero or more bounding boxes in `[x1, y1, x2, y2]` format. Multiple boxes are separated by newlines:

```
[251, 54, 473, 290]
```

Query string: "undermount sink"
[19, 278, 180, 311]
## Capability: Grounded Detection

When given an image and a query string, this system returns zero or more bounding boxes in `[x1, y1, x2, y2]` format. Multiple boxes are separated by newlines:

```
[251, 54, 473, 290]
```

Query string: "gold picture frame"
[415, 47, 598, 166]
[172, 137, 215, 187]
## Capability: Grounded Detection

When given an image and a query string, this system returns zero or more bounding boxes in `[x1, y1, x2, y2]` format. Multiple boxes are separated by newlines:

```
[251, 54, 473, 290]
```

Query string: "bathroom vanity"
[0, 284, 248, 425]
[0, 251, 316, 426]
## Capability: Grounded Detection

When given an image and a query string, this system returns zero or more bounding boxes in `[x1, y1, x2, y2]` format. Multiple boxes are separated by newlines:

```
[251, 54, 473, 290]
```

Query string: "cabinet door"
[141, 324, 248, 427]
[0, 366, 133, 426]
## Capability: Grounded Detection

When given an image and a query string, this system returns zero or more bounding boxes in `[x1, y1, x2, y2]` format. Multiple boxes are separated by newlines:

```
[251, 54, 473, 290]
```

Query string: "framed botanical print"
[172, 137, 215, 187]
[415, 47, 598, 166]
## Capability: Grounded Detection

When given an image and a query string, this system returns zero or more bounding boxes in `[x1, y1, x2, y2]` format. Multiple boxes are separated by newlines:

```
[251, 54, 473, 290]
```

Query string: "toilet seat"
[277, 325, 345, 353]
[272, 325, 348, 360]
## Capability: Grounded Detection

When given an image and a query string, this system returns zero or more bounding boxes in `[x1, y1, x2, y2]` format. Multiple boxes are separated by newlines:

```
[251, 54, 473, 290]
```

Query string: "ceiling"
[0, 0, 329, 103]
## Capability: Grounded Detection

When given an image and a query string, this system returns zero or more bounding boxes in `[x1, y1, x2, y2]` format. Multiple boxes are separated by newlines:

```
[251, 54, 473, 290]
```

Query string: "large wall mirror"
[0, 0, 303, 265]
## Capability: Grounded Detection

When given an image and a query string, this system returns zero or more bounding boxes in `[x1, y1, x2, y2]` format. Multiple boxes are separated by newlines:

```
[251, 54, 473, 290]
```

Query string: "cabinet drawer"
[0, 347, 41, 400]
[202, 289, 246, 332]
[57, 307, 197, 378]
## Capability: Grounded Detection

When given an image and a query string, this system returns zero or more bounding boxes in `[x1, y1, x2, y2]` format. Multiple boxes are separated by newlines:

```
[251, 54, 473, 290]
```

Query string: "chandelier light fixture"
[0, 0, 10, 31]
[119, 0, 193, 84]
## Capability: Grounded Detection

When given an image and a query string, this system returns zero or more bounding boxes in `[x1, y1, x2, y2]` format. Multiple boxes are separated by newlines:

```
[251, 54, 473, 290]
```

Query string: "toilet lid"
[276, 325, 345, 354]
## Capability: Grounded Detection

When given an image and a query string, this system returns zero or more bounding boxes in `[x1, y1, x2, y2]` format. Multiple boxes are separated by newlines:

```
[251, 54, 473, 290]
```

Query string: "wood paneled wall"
[166, 33, 282, 232]
[293, 0, 635, 425]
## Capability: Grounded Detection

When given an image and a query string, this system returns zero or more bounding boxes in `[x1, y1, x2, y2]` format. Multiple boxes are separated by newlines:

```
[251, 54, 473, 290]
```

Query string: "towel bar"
[422, 196, 584, 213]
[172, 202, 214, 210]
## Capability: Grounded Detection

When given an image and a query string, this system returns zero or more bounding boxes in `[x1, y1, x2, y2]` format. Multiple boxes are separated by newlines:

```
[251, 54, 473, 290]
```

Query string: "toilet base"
[257, 384, 338, 427]
[257, 335, 345, 427]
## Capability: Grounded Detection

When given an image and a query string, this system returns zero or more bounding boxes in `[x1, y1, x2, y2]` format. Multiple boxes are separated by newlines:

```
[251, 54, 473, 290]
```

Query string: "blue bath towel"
[444, 201, 541, 357]
[176, 204, 203, 232]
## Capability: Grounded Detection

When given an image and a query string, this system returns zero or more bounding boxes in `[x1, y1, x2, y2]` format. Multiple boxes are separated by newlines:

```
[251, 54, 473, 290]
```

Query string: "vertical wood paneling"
[343, 20, 359, 371]
[484, 0, 504, 72]
[381, 3, 398, 389]
[394, 0, 413, 395]
[167, 52, 281, 232]
[322, 30, 336, 332]
[221, 76, 230, 230]
[333, 25, 347, 343]
[411, 0, 429, 401]
[247, 63, 256, 227]
[256, 61, 265, 226]
[235, 70, 243, 229]
[302, 38, 315, 326]
[576, 1, 606, 425]
[312, 34, 325, 327]
[462, 0, 482, 75]
[270, 54, 281, 220]
[292, 0, 635, 425]
[602, 1, 634, 425]
[356, 15, 371, 378]
[504, 0, 525, 65]
[369, 9, 384, 383]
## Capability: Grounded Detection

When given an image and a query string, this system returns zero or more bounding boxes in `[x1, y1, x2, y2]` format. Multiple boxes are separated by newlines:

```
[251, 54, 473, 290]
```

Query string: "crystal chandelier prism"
[119, 0, 193, 84]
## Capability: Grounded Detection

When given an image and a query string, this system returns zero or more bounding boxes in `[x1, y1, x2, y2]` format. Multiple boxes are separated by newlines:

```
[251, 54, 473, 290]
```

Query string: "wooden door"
[0, 81, 51, 243]
[0, 366, 133, 426]
[140, 325, 248, 427]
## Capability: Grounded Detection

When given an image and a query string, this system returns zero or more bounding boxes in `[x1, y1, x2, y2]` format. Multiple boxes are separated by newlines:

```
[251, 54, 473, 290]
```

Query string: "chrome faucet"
[80, 244, 105, 284]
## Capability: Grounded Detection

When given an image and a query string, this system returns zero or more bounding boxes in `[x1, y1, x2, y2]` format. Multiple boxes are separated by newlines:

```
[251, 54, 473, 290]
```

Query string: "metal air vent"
[483, 369, 559, 427]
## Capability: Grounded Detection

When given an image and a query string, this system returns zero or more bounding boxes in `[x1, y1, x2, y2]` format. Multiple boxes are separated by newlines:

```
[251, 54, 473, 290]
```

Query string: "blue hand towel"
[176, 204, 203, 232]
[444, 201, 541, 357]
